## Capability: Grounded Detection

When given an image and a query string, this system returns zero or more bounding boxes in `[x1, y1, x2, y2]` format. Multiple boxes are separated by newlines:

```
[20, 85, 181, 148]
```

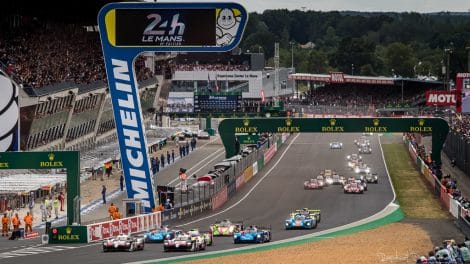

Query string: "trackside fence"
[404, 137, 470, 237]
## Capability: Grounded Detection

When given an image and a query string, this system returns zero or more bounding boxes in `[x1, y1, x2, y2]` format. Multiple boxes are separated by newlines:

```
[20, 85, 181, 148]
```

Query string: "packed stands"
[0, 19, 154, 89]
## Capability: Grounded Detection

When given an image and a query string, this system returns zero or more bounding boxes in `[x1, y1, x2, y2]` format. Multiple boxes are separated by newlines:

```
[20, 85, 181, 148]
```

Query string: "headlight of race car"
[355, 168, 360, 173]
[234, 235, 238, 239]
[326, 179, 333, 184]
[347, 155, 351, 159]
[306, 222, 310, 225]
[257, 234, 261, 238]
[366, 168, 370, 173]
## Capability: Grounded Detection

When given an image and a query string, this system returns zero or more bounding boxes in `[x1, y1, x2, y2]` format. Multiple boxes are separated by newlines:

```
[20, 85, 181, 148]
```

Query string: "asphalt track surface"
[0, 133, 394, 264]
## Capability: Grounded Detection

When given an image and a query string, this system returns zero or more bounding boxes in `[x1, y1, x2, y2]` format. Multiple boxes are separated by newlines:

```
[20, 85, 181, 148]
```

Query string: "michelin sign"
[98, 2, 248, 212]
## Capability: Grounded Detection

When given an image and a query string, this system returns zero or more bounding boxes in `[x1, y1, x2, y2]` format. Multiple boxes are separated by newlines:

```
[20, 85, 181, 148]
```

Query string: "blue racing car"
[143, 227, 182, 243]
[285, 213, 317, 230]
[233, 226, 271, 244]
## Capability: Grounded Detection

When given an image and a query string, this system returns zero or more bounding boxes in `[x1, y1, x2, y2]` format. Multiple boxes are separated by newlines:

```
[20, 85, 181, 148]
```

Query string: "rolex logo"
[373, 119, 380, 126]
[48, 153, 55, 161]
[286, 118, 292, 126]
[66, 227, 72, 235]
[243, 119, 250, 127]
[418, 119, 425, 126]
[330, 118, 336, 126]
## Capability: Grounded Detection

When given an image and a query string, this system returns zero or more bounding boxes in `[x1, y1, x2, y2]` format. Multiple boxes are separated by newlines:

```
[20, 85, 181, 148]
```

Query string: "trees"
[238, 10, 470, 78]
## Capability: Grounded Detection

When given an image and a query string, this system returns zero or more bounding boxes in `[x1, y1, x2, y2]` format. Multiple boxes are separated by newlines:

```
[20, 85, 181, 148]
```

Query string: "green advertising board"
[219, 117, 449, 164]
[0, 151, 80, 225]
[48, 225, 88, 244]
[237, 135, 259, 144]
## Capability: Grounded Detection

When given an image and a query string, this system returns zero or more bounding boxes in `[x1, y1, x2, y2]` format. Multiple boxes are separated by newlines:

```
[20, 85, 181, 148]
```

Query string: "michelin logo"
[0, 71, 19, 151]
[109, 59, 155, 210]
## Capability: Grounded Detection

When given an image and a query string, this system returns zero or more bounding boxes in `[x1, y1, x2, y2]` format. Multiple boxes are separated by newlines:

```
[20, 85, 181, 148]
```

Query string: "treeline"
[239, 10, 470, 78]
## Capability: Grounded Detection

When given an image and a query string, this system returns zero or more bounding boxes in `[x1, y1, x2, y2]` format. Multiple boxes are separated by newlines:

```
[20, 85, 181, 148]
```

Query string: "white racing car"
[102, 234, 145, 252]
[329, 142, 343, 149]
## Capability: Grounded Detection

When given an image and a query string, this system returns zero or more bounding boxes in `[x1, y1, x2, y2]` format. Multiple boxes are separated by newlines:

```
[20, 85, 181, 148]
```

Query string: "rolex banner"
[48, 225, 88, 244]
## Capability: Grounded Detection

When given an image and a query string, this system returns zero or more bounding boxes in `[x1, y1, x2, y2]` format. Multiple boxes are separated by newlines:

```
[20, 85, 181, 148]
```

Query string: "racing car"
[163, 233, 206, 252]
[331, 174, 346, 185]
[329, 142, 343, 149]
[304, 179, 323, 189]
[285, 213, 317, 230]
[363, 173, 378, 183]
[102, 234, 145, 252]
[294, 208, 321, 223]
[354, 163, 371, 174]
[187, 229, 213, 246]
[344, 182, 365, 194]
[233, 226, 271, 244]
[210, 219, 243, 236]
[315, 175, 326, 187]
[346, 154, 363, 162]
[143, 227, 183, 243]
[358, 146, 372, 154]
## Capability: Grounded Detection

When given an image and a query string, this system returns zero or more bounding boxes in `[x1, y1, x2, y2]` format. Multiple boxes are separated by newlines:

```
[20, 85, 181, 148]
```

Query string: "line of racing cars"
[101, 134, 379, 253]
[306, 134, 379, 194]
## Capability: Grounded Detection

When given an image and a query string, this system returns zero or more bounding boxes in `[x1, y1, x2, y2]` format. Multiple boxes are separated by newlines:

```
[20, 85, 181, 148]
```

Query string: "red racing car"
[304, 179, 323, 190]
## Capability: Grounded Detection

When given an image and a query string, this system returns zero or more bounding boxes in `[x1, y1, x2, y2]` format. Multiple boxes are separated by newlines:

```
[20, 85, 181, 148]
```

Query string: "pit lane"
[1, 133, 394, 264]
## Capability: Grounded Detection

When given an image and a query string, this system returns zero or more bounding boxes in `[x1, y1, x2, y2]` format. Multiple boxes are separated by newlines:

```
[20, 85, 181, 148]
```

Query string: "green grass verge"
[381, 143, 448, 219]
[142, 208, 404, 264]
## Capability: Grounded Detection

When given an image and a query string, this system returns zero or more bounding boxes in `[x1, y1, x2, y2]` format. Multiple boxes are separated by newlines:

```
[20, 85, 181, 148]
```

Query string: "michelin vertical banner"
[98, 2, 247, 212]
[0, 71, 19, 151]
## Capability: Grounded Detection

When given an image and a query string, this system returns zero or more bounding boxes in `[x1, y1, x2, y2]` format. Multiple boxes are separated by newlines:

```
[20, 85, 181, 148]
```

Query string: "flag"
[261, 89, 265, 103]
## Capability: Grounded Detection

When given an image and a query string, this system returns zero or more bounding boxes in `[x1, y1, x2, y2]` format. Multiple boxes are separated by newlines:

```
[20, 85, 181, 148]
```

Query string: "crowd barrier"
[87, 212, 162, 243]
[404, 137, 470, 237]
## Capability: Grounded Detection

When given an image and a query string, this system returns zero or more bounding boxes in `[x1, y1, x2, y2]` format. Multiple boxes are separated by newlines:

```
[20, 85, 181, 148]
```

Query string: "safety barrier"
[87, 211, 161, 242]
[404, 138, 470, 237]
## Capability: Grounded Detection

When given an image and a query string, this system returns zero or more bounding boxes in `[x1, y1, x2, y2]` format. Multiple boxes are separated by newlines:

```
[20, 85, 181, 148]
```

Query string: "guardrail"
[86, 212, 162, 243]
[404, 137, 470, 237]
[162, 133, 290, 222]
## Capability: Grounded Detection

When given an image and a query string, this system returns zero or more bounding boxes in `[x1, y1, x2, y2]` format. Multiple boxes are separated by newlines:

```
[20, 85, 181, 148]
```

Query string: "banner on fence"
[264, 145, 277, 163]
[235, 174, 245, 190]
[177, 199, 212, 219]
[87, 212, 161, 242]
[227, 180, 236, 199]
[244, 166, 253, 183]
[450, 198, 460, 218]
[440, 186, 450, 210]
[211, 186, 228, 210]
[252, 161, 258, 176]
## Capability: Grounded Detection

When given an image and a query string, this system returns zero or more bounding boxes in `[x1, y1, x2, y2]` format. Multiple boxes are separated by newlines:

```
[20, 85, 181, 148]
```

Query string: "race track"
[0, 133, 394, 264]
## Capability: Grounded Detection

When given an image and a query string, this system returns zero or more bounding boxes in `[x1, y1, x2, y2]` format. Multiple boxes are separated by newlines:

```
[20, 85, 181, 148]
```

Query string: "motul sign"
[425, 91, 457, 106]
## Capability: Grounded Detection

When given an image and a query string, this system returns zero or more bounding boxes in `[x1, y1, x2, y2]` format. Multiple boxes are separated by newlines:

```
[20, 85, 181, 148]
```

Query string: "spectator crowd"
[0, 18, 154, 89]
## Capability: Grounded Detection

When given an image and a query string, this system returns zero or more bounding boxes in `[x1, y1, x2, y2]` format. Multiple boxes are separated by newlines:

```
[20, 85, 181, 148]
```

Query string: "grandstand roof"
[289, 72, 444, 88]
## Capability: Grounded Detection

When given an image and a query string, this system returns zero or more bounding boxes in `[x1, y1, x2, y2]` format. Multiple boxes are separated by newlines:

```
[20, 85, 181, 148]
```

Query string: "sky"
[156, 0, 470, 13]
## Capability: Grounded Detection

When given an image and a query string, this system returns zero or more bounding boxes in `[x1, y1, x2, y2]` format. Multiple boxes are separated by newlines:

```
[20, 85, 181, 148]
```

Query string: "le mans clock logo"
[321, 118, 343, 132]
[364, 118, 387, 132]
[40, 153, 64, 167]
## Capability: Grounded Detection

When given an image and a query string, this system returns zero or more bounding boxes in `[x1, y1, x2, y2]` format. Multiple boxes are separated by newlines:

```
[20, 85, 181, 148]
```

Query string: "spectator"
[102, 185, 107, 204]
[167, 151, 171, 165]
[171, 149, 175, 163]
[58, 191, 65, 211]
[24, 212, 33, 234]
[53, 197, 60, 219]
[2, 213, 9, 237]
[112, 208, 121, 220]
[160, 153, 165, 168]
[40, 200, 47, 222]
[120, 174, 124, 192]
[108, 203, 117, 220]
[179, 168, 188, 193]
[164, 199, 173, 210]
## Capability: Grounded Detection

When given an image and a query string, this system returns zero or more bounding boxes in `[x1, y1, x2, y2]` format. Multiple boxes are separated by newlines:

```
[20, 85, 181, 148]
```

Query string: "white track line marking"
[177, 133, 301, 227]
[167, 148, 225, 185]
